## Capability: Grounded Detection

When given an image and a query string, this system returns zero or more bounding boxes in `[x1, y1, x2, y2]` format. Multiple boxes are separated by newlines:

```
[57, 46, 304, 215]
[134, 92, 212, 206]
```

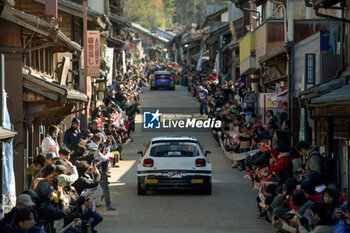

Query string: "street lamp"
[274, 5, 287, 42]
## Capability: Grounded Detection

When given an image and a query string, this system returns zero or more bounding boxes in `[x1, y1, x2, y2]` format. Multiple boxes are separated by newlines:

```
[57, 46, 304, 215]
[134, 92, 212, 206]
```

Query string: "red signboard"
[86, 75, 91, 118]
[87, 30, 100, 77]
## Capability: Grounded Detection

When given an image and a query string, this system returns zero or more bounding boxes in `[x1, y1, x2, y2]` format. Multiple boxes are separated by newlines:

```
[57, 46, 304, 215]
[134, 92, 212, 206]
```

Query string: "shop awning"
[299, 77, 346, 100]
[1, 6, 81, 53]
[35, 0, 111, 30]
[109, 14, 131, 28]
[310, 82, 350, 107]
[192, 50, 209, 61]
[263, 75, 288, 86]
[0, 127, 17, 141]
[200, 7, 228, 30]
[210, 22, 230, 36]
[23, 69, 88, 124]
[0, 0, 14, 7]
[228, 40, 240, 50]
[259, 43, 287, 64]
[23, 69, 88, 103]
[107, 36, 125, 48]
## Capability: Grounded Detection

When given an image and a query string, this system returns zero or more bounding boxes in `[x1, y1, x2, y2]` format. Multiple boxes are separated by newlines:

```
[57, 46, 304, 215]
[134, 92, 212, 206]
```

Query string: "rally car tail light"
[153, 77, 156, 80]
[143, 158, 154, 167]
[170, 77, 173, 80]
[195, 158, 206, 167]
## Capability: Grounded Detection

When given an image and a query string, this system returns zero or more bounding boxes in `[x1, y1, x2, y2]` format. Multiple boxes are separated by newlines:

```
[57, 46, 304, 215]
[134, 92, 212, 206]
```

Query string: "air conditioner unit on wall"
[266, 1, 276, 19]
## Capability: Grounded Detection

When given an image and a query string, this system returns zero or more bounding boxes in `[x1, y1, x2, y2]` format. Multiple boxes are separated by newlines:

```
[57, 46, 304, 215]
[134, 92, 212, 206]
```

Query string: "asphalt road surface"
[98, 85, 273, 233]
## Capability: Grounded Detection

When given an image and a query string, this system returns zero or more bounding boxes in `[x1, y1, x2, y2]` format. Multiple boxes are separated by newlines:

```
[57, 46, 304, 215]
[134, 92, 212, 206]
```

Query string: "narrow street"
[98, 86, 273, 233]
[1, 1, 349, 233]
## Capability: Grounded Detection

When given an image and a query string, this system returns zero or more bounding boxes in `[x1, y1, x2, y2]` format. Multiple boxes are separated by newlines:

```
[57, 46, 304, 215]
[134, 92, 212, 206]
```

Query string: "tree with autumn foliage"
[124, 0, 226, 30]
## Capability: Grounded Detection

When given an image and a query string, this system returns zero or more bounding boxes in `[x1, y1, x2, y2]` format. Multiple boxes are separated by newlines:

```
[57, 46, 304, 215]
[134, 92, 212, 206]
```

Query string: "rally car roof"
[151, 136, 198, 144]
[154, 71, 172, 75]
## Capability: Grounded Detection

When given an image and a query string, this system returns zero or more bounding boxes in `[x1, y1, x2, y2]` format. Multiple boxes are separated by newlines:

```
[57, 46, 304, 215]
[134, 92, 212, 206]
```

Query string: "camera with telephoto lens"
[52, 178, 58, 190]
[100, 141, 111, 153]
[63, 185, 71, 193]
[299, 216, 309, 230]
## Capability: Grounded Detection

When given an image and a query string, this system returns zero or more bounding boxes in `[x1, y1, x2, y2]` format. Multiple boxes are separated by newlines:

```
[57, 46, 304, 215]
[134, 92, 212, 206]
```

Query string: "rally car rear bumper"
[138, 173, 211, 190]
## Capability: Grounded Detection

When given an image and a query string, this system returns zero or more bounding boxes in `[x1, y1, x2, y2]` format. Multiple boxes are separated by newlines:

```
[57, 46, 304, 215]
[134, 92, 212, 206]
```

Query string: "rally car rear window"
[155, 74, 170, 79]
[150, 144, 198, 157]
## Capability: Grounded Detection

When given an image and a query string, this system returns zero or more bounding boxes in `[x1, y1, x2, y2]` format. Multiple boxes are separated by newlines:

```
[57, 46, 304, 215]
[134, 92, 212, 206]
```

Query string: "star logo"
[143, 109, 161, 129]
[150, 109, 161, 122]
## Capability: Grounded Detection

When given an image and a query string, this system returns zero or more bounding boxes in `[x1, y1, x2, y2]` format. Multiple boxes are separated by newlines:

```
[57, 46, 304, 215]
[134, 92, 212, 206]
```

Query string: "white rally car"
[137, 136, 212, 195]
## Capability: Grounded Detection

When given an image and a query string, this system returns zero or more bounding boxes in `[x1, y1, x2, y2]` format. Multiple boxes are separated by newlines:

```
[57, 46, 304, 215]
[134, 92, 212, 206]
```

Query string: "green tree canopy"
[124, 0, 227, 31]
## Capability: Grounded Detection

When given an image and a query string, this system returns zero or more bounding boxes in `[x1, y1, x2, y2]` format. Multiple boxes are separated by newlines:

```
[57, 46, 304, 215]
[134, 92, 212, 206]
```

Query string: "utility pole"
[106, 0, 110, 17]
[193, 0, 195, 24]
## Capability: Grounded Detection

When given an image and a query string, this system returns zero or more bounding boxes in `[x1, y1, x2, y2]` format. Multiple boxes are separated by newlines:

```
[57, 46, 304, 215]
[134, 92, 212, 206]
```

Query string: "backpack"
[309, 151, 335, 184]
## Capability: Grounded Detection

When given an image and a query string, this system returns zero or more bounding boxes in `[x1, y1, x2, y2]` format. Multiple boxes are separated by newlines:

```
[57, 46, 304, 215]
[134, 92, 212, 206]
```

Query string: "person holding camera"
[56, 174, 96, 233]
[35, 182, 66, 233]
[296, 141, 322, 175]
[298, 203, 334, 233]
[70, 145, 90, 165]
[32, 164, 57, 192]
[105, 131, 120, 167]
[72, 161, 101, 196]
[51, 174, 76, 232]
[87, 134, 115, 211]
[335, 202, 350, 233]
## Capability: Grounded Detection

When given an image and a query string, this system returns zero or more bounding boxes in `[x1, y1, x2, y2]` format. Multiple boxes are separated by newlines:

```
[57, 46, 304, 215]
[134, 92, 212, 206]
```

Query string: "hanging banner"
[86, 75, 92, 117]
[87, 30, 100, 77]
[3, 99, 16, 213]
[196, 48, 204, 72]
[214, 53, 220, 74]
[105, 47, 114, 86]
[122, 50, 126, 75]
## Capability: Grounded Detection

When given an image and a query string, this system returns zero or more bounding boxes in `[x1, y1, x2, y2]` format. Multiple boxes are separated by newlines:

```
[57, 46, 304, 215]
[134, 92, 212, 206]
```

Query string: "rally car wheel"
[137, 182, 147, 195]
[202, 182, 212, 195]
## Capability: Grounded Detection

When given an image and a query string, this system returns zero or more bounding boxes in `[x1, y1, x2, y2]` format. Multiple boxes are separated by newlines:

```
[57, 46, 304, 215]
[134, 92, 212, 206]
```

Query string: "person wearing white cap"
[45, 152, 59, 165]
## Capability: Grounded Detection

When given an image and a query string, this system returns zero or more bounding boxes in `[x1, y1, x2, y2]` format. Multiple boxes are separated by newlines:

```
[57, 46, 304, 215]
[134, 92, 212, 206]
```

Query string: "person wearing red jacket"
[269, 141, 292, 178]
[208, 69, 219, 81]
[301, 179, 322, 202]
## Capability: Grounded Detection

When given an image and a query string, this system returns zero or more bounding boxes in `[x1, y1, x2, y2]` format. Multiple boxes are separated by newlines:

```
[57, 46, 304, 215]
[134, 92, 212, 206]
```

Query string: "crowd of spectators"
[0, 67, 146, 233]
[185, 69, 349, 233]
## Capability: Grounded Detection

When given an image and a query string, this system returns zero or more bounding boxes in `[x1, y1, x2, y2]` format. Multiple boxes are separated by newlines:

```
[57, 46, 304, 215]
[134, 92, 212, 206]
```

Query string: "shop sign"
[87, 30, 100, 77]
[258, 93, 287, 125]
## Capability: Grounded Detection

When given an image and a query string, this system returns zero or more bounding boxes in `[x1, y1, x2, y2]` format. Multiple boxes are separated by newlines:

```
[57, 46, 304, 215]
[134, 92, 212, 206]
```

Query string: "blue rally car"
[150, 71, 175, 90]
